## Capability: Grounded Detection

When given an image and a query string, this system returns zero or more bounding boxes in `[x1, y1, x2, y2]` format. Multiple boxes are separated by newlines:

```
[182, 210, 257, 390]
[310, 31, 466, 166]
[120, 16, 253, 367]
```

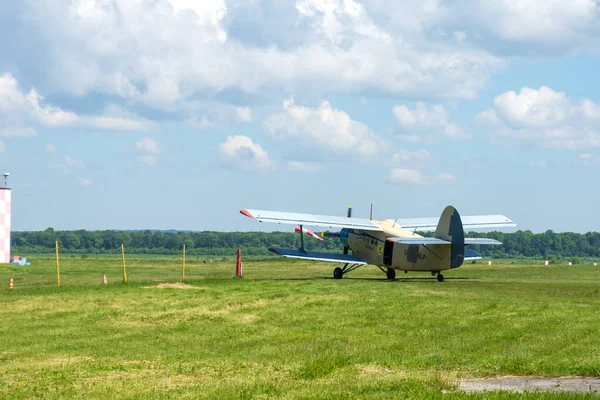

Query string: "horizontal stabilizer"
[268, 247, 367, 264]
[387, 237, 451, 245]
[395, 215, 516, 232]
[465, 238, 503, 245]
[241, 209, 381, 231]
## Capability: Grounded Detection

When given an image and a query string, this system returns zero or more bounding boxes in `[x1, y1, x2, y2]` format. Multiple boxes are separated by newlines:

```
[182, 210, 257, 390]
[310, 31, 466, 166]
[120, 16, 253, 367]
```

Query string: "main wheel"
[386, 268, 396, 280]
[333, 267, 343, 279]
[437, 274, 444, 282]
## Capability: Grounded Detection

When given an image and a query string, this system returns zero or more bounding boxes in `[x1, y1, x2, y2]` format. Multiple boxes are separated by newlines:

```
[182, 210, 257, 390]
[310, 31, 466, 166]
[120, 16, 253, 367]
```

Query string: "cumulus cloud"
[45, 144, 56, 155]
[135, 137, 162, 166]
[478, 86, 600, 150]
[47, 155, 85, 175]
[185, 105, 253, 131]
[443, 0, 600, 55]
[392, 149, 433, 163]
[64, 156, 85, 169]
[235, 107, 253, 123]
[386, 168, 455, 185]
[77, 177, 93, 187]
[5, 0, 505, 116]
[263, 98, 387, 159]
[393, 102, 469, 143]
[218, 135, 274, 171]
[287, 161, 323, 172]
[0, 73, 157, 136]
[576, 152, 596, 165]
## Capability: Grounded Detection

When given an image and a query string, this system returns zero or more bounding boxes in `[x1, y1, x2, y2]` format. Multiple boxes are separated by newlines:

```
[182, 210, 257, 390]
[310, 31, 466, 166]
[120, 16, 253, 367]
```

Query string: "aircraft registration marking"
[404, 248, 427, 260]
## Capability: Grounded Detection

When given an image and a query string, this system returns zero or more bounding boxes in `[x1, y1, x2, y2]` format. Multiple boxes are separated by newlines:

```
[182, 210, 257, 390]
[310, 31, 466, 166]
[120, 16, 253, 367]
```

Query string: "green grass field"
[1, 257, 600, 399]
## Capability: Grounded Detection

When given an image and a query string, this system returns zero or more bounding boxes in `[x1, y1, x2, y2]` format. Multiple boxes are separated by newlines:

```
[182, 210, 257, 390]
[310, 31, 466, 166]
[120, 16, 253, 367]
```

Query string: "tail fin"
[434, 206, 465, 268]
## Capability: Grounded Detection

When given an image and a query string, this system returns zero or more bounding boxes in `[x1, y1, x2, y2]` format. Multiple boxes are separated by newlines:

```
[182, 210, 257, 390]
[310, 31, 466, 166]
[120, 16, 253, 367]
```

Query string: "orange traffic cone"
[9, 276, 14, 289]
[102, 274, 108, 285]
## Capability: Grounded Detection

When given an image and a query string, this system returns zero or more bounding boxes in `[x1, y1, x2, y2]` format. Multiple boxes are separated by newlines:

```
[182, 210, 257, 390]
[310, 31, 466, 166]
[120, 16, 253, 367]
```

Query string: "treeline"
[10, 228, 600, 259]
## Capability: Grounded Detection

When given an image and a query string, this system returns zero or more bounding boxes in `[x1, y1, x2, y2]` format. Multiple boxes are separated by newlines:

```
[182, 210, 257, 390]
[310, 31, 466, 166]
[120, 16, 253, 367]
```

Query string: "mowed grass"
[1, 257, 600, 399]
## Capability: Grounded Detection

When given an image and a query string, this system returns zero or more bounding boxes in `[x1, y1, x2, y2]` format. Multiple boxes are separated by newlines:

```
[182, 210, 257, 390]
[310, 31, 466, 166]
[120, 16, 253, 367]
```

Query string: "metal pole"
[122, 244, 127, 284]
[55, 241, 61, 288]
[182, 244, 186, 283]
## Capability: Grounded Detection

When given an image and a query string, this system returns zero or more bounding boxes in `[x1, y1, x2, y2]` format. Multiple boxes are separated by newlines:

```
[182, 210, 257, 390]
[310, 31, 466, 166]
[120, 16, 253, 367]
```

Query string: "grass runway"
[1, 257, 600, 399]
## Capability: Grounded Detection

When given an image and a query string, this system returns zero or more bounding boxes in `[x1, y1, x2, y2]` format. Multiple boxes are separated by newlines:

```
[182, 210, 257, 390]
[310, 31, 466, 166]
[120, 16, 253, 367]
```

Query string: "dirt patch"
[143, 283, 198, 290]
[459, 376, 600, 394]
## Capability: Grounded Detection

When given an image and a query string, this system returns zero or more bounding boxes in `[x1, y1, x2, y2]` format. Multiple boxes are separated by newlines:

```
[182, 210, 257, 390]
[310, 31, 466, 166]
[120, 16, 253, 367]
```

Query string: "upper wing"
[241, 209, 381, 231]
[395, 215, 516, 232]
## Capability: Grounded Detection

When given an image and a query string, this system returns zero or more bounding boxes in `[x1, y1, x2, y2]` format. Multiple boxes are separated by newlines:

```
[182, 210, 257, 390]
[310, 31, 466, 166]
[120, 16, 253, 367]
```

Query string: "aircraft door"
[383, 241, 394, 266]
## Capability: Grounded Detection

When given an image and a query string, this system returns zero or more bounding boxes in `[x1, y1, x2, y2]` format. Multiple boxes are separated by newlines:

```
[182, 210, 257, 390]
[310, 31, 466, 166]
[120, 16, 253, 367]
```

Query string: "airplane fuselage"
[343, 228, 455, 272]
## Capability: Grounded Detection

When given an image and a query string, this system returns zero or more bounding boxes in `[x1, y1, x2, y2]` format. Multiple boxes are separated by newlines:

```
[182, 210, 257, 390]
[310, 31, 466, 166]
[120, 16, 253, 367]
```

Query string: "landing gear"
[437, 273, 444, 282]
[333, 263, 363, 279]
[386, 268, 396, 280]
[333, 267, 343, 279]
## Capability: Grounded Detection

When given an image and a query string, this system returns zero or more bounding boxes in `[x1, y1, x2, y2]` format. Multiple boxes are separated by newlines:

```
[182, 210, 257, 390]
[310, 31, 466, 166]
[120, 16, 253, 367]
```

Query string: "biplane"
[240, 205, 516, 281]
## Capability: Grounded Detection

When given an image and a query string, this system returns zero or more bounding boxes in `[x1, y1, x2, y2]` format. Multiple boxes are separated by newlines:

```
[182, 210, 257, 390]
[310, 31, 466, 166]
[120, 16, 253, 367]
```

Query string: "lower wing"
[269, 248, 367, 264]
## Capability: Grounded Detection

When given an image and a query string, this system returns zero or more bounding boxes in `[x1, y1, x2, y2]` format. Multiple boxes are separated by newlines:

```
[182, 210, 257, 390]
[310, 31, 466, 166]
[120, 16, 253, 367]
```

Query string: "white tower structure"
[0, 173, 11, 264]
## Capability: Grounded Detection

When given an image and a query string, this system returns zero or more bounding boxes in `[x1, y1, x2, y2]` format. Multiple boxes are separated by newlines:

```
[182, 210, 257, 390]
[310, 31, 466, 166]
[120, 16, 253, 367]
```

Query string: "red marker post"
[236, 249, 243, 278]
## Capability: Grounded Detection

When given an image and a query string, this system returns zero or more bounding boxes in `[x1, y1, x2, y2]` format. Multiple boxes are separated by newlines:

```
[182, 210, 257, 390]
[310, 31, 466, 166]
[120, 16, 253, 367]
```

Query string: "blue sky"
[1, 0, 600, 233]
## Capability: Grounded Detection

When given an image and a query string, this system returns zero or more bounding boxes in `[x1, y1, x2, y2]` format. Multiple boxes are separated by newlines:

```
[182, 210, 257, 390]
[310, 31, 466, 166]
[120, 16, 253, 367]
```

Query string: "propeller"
[295, 225, 324, 242]
[302, 205, 358, 254]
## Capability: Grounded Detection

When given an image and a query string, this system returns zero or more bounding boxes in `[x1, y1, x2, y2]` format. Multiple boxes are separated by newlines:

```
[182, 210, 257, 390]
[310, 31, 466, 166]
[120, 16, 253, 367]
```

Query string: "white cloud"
[218, 135, 274, 171]
[137, 154, 158, 167]
[386, 168, 455, 185]
[478, 86, 600, 150]
[64, 156, 85, 169]
[393, 102, 469, 143]
[287, 161, 323, 172]
[9, 0, 505, 114]
[531, 160, 548, 168]
[77, 177, 92, 187]
[0, 141, 5, 154]
[136, 138, 162, 155]
[235, 107, 253, 123]
[263, 98, 387, 159]
[0, 73, 156, 136]
[45, 144, 56, 155]
[576, 153, 595, 165]
[393, 149, 432, 162]
[449, 0, 600, 55]
[5, 0, 599, 134]
[135, 137, 162, 167]
[185, 104, 254, 131]
[296, 0, 391, 45]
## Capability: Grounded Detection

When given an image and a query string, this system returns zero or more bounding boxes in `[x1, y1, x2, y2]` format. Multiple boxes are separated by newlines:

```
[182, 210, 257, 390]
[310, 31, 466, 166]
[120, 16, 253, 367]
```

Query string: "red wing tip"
[268, 248, 280, 255]
[240, 209, 254, 219]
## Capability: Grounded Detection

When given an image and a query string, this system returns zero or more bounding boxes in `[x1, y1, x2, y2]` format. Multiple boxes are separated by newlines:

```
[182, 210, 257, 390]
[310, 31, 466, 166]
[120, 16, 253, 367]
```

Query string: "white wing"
[387, 237, 451, 245]
[396, 215, 516, 232]
[240, 209, 381, 231]
[464, 238, 503, 245]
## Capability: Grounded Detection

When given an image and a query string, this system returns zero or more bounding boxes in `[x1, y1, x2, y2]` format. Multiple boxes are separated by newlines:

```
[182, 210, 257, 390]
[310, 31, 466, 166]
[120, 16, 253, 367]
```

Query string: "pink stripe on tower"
[0, 188, 11, 264]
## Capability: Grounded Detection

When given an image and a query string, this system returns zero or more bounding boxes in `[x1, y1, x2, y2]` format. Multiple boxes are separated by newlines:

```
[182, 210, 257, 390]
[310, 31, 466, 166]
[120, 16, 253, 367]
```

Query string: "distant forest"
[10, 229, 600, 260]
